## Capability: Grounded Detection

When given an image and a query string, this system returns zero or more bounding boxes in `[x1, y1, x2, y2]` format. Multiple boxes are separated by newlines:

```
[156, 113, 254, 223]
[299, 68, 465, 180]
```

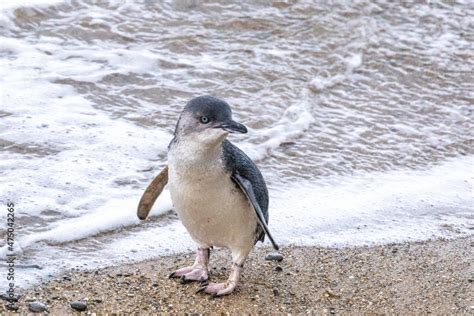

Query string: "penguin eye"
[199, 116, 210, 124]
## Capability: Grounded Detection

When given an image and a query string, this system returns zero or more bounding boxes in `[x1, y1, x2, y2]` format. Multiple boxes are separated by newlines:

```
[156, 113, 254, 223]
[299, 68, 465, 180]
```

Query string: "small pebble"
[28, 301, 48, 313]
[71, 300, 87, 311]
[265, 252, 284, 262]
[273, 288, 280, 296]
[6, 303, 19, 311]
[273, 266, 283, 272]
[0, 293, 20, 302]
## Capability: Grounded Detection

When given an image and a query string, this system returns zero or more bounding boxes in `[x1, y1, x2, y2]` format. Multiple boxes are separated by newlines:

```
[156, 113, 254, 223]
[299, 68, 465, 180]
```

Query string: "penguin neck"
[168, 133, 225, 170]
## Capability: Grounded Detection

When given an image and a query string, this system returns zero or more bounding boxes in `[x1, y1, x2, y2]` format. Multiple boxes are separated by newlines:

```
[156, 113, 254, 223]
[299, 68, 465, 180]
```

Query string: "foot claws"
[196, 282, 236, 297]
[169, 266, 208, 284]
[196, 286, 207, 294]
[180, 275, 196, 284]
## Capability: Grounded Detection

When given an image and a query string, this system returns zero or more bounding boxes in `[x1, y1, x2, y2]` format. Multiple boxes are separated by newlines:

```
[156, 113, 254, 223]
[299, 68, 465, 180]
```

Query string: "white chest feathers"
[167, 137, 257, 252]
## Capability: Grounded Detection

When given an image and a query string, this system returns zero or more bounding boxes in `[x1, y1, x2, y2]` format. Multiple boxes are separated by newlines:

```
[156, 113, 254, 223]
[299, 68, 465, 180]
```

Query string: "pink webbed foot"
[169, 266, 208, 283]
[197, 281, 237, 297]
[197, 262, 242, 297]
[169, 247, 209, 284]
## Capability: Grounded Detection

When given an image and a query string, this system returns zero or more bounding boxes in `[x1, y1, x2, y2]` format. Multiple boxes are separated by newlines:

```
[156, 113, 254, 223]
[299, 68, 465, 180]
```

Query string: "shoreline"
[3, 236, 472, 314]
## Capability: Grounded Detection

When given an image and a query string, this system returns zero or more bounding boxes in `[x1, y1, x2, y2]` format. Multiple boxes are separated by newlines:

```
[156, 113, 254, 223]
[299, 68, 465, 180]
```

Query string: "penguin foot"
[170, 248, 210, 283]
[196, 262, 242, 297]
[196, 281, 237, 297]
[169, 266, 208, 283]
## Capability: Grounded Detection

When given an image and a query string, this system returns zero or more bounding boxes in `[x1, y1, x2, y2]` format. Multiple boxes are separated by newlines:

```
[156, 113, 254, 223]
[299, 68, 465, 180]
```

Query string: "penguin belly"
[168, 162, 258, 252]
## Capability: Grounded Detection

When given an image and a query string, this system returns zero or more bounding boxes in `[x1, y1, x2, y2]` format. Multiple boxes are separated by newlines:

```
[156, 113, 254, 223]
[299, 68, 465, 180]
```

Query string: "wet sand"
[4, 236, 472, 314]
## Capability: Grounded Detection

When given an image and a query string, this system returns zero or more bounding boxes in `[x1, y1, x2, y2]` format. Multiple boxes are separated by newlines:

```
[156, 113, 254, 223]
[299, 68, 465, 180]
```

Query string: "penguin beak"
[215, 120, 248, 134]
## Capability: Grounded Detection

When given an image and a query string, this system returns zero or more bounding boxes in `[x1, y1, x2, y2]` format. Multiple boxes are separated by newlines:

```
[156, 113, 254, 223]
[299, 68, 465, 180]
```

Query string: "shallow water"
[0, 0, 472, 290]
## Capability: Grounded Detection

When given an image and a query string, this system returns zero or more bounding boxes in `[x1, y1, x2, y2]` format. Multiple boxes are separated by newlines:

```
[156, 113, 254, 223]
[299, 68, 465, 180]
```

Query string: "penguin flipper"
[231, 173, 279, 251]
[137, 165, 168, 220]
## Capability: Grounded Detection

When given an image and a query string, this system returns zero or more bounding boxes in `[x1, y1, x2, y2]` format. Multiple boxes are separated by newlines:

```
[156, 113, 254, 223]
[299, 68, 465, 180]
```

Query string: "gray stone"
[265, 252, 284, 262]
[70, 301, 87, 311]
[28, 301, 48, 313]
[0, 292, 20, 302]
[5, 303, 19, 311]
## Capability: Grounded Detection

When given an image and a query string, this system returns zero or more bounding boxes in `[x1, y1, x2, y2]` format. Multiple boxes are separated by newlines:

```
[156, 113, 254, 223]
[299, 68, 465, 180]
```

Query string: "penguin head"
[174, 96, 247, 145]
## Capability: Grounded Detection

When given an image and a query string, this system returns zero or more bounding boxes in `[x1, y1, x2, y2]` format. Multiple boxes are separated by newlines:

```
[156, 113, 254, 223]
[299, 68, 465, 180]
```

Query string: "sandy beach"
[2, 236, 471, 314]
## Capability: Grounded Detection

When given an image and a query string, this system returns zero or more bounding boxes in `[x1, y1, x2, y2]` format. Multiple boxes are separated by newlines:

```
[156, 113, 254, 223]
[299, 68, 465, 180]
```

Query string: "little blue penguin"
[137, 95, 279, 296]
